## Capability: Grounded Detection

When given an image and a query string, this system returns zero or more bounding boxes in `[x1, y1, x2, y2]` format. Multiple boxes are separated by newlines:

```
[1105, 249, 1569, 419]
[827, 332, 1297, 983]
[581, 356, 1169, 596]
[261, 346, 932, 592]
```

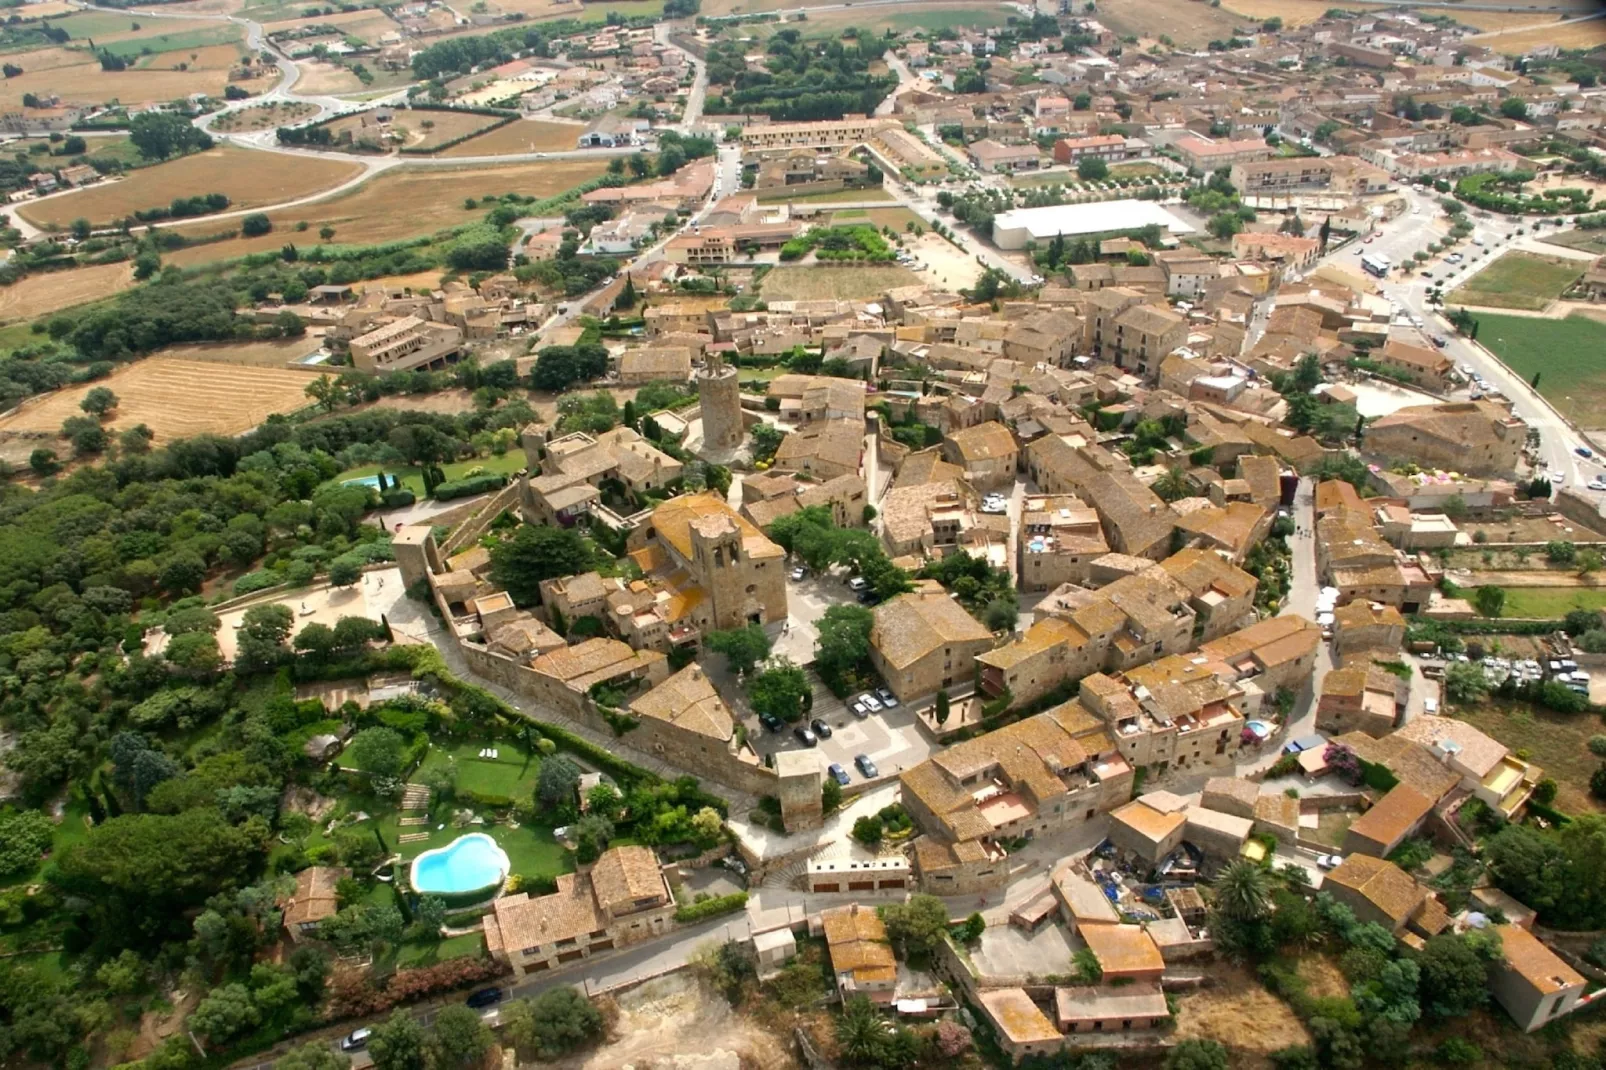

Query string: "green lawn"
[415, 739, 541, 799]
[1447, 251, 1584, 311]
[322, 451, 527, 498]
[0, 798, 95, 892]
[396, 931, 484, 967]
[103, 25, 243, 58]
[376, 812, 572, 883]
[1475, 312, 1606, 429]
[1497, 586, 1606, 618]
[755, 187, 892, 204]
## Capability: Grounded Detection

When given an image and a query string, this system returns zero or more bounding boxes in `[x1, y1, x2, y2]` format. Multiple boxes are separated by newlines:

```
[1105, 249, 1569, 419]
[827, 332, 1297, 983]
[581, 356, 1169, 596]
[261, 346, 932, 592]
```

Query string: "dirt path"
[545, 973, 797, 1070]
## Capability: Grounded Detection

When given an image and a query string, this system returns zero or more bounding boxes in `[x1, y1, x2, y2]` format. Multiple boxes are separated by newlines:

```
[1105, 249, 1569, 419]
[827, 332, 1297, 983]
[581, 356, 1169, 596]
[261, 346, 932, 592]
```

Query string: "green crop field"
[1497, 586, 1606, 619]
[1474, 312, 1606, 429]
[1447, 251, 1584, 311]
[102, 25, 243, 58]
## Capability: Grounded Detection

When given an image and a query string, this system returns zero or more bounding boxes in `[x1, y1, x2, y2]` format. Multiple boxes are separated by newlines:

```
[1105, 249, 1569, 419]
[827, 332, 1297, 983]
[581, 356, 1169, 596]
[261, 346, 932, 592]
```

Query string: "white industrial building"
[991, 200, 1195, 250]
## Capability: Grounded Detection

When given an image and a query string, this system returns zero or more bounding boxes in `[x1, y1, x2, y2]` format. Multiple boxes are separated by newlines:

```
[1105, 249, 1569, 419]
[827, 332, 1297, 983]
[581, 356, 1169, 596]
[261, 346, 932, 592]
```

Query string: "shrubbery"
[431, 473, 508, 500]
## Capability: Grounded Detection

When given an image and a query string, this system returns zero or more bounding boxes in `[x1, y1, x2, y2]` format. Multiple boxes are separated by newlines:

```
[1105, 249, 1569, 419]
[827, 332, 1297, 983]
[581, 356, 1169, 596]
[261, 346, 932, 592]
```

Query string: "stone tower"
[697, 350, 743, 455]
[774, 751, 823, 832]
[690, 511, 753, 629]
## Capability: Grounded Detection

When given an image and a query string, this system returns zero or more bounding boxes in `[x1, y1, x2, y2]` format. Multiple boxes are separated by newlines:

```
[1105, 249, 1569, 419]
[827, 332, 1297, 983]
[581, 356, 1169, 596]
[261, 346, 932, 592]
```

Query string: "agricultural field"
[261, 6, 400, 43]
[1475, 312, 1606, 429]
[211, 100, 318, 132]
[1496, 586, 1606, 619]
[0, 261, 135, 324]
[0, 357, 317, 444]
[1477, 16, 1606, 54]
[759, 264, 921, 300]
[290, 58, 376, 95]
[1221, 0, 1570, 31]
[1451, 698, 1605, 815]
[0, 43, 242, 110]
[829, 206, 922, 231]
[1545, 228, 1606, 258]
[155, 336, 335, 369]
[751, 2, 1013, 35]
[101, 25, 243, 58]
[437, 118, 585, 157]
[17, 145, 364, 228]
[1091, 0, 1253, 48]
[1447, 251, 1584, 311]
[165, 158, 609, 266]
[323, 109, 503, 153]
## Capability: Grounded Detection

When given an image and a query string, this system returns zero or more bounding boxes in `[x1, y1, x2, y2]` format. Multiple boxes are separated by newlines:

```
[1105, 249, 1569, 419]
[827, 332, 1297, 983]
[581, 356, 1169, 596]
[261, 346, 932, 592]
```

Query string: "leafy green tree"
[1472, 585, 1505, 617]
[0, 809, 53, 877]
[80, 386, 118, 417]
[1077, 156, 1109, 180]
[328, 558, 361, 587]
[502, 988, 603, 1060]
[536, 754, 580, 809]
[277, 1042, 350, 1070]
[748, 657, 811, 722]
[706, 625, 771, 676]
[1166, 1039, 1230, 1070]
[189, 983, 260, 1044]
[346, 727, 407, 778]
[235, 602, 293, 673]
[1443, 661, 1488, 704]
[814, 604, 874, 694]
[368, 1010, 427, 1070]
[1499, 96, 1528, 120]
[1417, 933, 1493, 1018]
[490, 525, 594, 606]
[427, 1005, 492, 1070]
[878, 894, 948, 958]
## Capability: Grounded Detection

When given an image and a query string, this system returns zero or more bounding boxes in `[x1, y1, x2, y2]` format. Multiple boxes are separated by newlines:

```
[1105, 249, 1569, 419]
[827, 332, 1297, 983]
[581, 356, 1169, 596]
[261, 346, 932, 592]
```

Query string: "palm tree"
[834, 997, 887, 1063]
[1214, 860, 1272, 922]
[1153, 465, 1190, 502]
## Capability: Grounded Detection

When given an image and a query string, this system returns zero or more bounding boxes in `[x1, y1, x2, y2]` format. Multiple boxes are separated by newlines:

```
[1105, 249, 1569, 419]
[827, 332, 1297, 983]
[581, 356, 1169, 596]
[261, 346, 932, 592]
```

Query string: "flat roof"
[993, 200, 1196, 242]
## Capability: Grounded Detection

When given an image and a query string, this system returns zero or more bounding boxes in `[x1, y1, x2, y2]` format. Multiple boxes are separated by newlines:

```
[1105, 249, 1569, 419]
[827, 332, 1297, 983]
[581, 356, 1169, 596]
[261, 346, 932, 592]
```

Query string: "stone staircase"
[399, 816, 428, 827]
[398, 831, 431, 844]
[401, 784, 431, 809]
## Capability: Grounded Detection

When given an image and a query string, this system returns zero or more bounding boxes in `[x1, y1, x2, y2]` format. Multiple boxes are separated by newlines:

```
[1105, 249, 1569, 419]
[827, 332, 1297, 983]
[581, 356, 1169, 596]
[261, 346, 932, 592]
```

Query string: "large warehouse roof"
[992, 200, 1196, 243]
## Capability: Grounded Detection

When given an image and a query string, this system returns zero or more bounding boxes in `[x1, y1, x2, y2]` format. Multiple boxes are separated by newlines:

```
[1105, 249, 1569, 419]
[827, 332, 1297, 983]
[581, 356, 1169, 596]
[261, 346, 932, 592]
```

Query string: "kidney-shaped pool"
[409, 832, 510, 897]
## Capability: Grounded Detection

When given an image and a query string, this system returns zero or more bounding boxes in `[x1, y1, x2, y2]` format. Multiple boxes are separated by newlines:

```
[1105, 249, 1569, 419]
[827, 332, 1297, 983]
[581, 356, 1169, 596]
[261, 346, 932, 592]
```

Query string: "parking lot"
[747, 682, 939, 786]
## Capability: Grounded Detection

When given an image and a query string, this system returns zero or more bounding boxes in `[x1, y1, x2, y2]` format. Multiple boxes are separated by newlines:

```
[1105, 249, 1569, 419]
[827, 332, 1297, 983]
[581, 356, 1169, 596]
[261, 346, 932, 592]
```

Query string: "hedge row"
[674, 891, 748, 923]
[1410, 617, 1566, 636]
[432, 473, 509, 500]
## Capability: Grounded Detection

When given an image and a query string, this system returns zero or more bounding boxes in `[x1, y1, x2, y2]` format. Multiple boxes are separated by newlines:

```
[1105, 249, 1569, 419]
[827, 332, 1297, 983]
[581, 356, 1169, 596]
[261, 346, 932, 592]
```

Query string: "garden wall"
[438, 479, 522, 558]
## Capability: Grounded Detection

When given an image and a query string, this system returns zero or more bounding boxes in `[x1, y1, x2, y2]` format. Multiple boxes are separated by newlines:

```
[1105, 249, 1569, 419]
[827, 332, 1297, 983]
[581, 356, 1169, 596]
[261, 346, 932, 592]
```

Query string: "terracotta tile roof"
[1080, 924, 1164, 975]
[1324, 854, 1426, 925]
[871, 592, 993, 671]
[1347, 783, 1433, 848]
[485, 874, 604, 953]
[1497, 924, 1585, 993]
[948, 420, 1018, 463]
[1394, 715, 1508, 779]
[627, 664, 734, 742]
[980, 989, 1061, 1044]
[644, 492, 784, 563]
[823, 905, 896, 985]
[1111, 800, 1185, 845]
[281, 865, 348, 927]
[588, 845, 666, 914]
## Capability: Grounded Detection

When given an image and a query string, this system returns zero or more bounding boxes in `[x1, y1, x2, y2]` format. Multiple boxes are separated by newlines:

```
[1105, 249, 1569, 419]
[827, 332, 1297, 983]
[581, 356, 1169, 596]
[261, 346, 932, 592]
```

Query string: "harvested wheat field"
[165, 158, 609, 266]
[324, 109, 502, 152]
[0, 52, 237, 110]
[19, 146, 363, 228]
[133, 42, 245, 73]
[261, 6, 399, 41]
[212, 101, 317, 132]
[0, 262, 136, 324]
[152, 336, 327, 369]
[0, 357, 317, 443]
[1173, 963, 1310, 1057]
[1477, 16, 1606, 53]
[292, 59, 370, 95]
[1085, 0, 1250, 47]
[438, 118, 585, 157]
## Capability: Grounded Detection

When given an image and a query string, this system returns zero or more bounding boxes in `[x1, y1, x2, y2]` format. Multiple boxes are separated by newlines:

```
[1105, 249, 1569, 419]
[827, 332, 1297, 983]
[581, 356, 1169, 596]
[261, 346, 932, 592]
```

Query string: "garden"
[1455, 170, 1596, 216]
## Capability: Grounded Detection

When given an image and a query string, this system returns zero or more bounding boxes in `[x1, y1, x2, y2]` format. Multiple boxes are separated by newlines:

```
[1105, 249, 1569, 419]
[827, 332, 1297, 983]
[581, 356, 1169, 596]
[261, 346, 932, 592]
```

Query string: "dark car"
[827, 762, 851, 786]
[856, 589, 881, 605]
[758, 712, 784, 733]
[811, 718, 833, 739]
[854, 753, 879, 778]
[793, 725, 818, 747]
[465, 987, 503, 1010]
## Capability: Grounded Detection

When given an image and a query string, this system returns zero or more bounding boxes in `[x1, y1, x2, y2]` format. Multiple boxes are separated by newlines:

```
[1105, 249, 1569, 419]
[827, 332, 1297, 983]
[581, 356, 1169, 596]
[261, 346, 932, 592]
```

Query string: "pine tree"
[618, 273, 637, 310]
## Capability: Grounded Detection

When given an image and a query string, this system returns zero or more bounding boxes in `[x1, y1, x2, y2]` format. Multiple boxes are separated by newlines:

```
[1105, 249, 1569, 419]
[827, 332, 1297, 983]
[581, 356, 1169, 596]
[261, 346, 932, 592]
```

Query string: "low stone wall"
[439, 480, 523, 558]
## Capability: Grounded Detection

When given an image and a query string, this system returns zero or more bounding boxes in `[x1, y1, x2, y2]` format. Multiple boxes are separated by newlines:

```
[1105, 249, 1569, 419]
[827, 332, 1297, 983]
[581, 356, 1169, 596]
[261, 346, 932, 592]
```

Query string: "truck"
[1361, 252, 1391, 278]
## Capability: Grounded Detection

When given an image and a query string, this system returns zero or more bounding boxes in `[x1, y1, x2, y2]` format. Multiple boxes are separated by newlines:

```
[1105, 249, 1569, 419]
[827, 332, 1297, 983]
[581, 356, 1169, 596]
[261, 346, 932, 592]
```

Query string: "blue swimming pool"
[410, 833, 510, 897]
[342, 475, 383, 490]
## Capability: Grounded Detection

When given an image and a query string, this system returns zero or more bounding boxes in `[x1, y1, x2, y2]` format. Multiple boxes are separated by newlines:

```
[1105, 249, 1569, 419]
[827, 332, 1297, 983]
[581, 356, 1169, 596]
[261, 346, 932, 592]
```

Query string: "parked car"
[1316, 854, 1343, 871]
[847, 577, 869, 592]
[1590, 477, 1606, 492]
[1577, 446, 1595, 459]
[340, 1030, 373, 1053]
[811, 717, 833, 739]
[828, 762, 851, 786]
[793, 725, 818, 747]
[856, 589, 881, 605]
[789, 566, 808, 581]
[466, 988, 504, 1010]
[850, 700, 870, 718]
[855, 754, 879, 778]
[758, 711, 784, 733]
[875, 687, 899, 708]
[860, 693, 883, 712]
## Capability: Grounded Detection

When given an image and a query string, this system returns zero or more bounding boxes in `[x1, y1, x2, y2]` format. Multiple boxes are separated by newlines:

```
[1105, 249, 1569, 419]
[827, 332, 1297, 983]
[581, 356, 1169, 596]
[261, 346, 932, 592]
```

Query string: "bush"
[431, 473, 508, 500]
[674, 891, 747, 922]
